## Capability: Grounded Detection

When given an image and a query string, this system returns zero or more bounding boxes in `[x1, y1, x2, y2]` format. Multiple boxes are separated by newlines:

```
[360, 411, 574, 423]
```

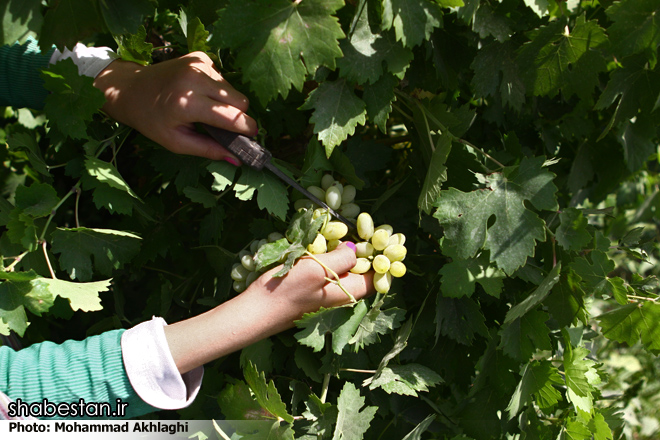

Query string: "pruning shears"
[202, 124, 356, 230]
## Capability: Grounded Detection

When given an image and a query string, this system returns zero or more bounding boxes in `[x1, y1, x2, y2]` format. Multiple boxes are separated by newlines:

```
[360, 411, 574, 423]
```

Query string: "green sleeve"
[0, 329, 157, 419]
[0, 37, 55, 110]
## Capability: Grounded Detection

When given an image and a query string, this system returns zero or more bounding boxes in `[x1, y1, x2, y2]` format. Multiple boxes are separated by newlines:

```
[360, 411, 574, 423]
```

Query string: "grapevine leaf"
[473, 3, 511, 42]
[434, 156, 558, 274]
[435, 297, 488, 345]
[51, 227, 142, 281]
[555, 208, 592, 251]
[81, 175, 135, 216]
[14, 183, 59, 217]
[523, 0, 549, 17]
[218, 381, 264, 420]
[39, 0, 105, 51]
[337, 1, 412, 84]
[41, 59, 106, 139]
[215, 0, 345, 104]
[503, 263, 561, 324]
[506, 361, 562, 420]
[300, 138, 333, 189]
[183, 186, 217, 208]
[366, 364, 443, 396]
[332, 382, 377, 440]
[332, 300, 369, 355]
[471, 41, 525, 111]
[606, 0, 660, 58]
[545, 269, 587, 327]
[568, 250, 615, 296]
[240, 338, 274, 376]
[6, 210, 38, 251]
[302, 394, 338, 437]
[98, 0, 154, 36]
[381, 0, 444, 48]
[564, 344, 596, 414]
[185, 16, 210, 53]
[363, 73, 398, 132]
[439, 253, 505, 299]
[299, 79, 367, 156]
[35, 278, 108, 312]
[617, 114, 658, 172]
[294, 306, 355, 352]
[348, 299, 406, 350]
[234, 167, 289, 220]
[85, 157, 140, 200]
[0, 0, 42, 45]
[329, 147, 365, 190]
[418, 133, 452, 214]
[597, 302, 660, 354]
[294, 347, 323, 383]
[566, 418, 591, 440]
[6, 131, 50, 176]
[401, 414, 435, 440]
[115, 25, 153, 66]
[208, 160, 238, 192]
[499, 310, 552, 361]
[588, 411, 614, 440]
[372, 319, 413, 374]
[517, 16, 608, 101]
[244, 361, 294, 423]
[255, 238, 291, 271]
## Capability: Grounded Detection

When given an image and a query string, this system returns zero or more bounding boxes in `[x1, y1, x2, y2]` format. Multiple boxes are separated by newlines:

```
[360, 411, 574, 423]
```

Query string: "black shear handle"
[201, 124, 271, 170]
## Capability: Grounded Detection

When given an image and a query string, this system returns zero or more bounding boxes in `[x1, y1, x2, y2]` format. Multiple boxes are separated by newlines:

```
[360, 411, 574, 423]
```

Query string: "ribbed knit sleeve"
[0, 37, 54, 110]
[0, 329, 157, 419]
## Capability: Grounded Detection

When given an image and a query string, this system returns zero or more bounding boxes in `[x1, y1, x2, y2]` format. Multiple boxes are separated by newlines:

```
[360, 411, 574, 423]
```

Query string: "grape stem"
[304, 250, 357, 303]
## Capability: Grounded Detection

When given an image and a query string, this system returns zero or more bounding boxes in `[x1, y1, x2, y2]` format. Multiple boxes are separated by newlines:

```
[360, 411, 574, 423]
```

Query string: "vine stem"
[5, 250, 29, 272]
[320, 373, 331, 403]
[304, 251, 357, 303]
[39, 183, 81, 242]
[42, 240, 56, 279]
[340, 368, 377, 374]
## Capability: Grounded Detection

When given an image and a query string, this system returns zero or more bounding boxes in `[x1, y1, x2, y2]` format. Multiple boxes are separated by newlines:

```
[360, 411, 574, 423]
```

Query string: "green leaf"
[517, 16, 608, 101]
[506, 361, 562, 419]
[588, 411, 614, 440]
[208, 160, 238, 192]
[294, 306, 355, 352]
[218, 380, 264, 420]
[6, 210, 38, 251]
[606, 0, 660, 58]
[337, 1, 412, 84]
[617, 113, 658, 172]
[85, 157, 140, 200]
[6, 131, 50, 176]
[439, 253, 505, 299]
[185, 16, 210, 53]
[332, 300, 369, 355]
[41, 59, 106, 139]
[565, 418, 591, 440]
[115, 25, 153, 66]
[36, 278, 108, 312]
[332, 382, 377, 440]
[473, 3, 511, 42]
[499, 310, 552, 361]
[434, 156, 558, 274]
[0, 0, 42, 45]
[183, 186, 217, 208]
[597, 302, 660, 354]
[234, 167, 289, 220]
[555, 208, 592, 251]
[244, 361, 294, 423]
[348, 299, 406, 350]
[471, 41, 525, 111]
[299, 79, 367, 156]
[240, 338, 274, 376]
[418, 133, 452, 214]
[435, 296, 488, 345]
[39, 0, 105, 51]
[545, 269, 587, 327]
[563, 344, 596, 414]
[215, 0, 345, 104]
[363, 73, 398, 132]
[366, 364, 443, 396]
[98, 0, 154, 36]
[51, 227, 142, 281]
[568, 250, 615, 296]
[381, 0, 444, 48]
[523, 0, 549, 17]
[14, 183, 59, 217]
[302, 393, 338, 437]
[401, 414, 435, 440]
[504, 263, 561, 324]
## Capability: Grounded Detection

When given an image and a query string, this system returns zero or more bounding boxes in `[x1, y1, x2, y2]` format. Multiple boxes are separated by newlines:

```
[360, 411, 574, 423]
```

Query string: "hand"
[163, 243, 374, 374]
[93, 52, 257, 162]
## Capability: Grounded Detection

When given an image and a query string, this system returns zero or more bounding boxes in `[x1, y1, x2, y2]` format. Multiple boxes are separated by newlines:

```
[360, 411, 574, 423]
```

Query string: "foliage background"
[1, 0, 660, 439]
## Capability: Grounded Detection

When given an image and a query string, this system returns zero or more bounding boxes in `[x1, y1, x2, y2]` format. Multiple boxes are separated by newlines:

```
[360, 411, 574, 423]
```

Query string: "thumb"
[312, 242, 357, 276]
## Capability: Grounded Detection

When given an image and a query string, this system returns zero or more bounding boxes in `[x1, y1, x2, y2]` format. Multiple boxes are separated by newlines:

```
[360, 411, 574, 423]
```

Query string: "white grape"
[308, 233, 327, 254]
[383, 244, 407, 262]
[373, 254, 391, 274]
[325, 186, 342, 210]
[342, 185, 356, 204]
[373, 272, 392, 293]
[355, 241, 374, 258]
[357, 212, 375, 240]
[371, 229, 391, 251]
[350, 258, 371, 274]
[321, 174, 334, 190]
[322, 221, 348, 241]
[389, 261, 406, 278]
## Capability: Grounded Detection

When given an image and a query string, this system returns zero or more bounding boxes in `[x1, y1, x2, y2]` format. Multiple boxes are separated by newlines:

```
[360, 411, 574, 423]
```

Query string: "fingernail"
[253, 128, 259, 137]
[345, 242, 356, 253]
[224, 156, 240, 166]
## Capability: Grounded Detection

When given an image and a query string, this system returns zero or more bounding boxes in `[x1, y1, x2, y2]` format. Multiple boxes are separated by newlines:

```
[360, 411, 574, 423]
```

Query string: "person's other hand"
[93, 52, 257, 162]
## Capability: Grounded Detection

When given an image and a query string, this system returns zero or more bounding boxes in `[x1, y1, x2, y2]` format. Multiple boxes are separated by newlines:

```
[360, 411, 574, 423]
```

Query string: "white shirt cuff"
[49, 43, 119, 78]
[120, 317, 204, 410]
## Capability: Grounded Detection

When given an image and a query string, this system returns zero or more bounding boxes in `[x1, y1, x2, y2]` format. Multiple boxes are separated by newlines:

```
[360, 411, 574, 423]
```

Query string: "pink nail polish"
[253, 128, 260, 137]
[224, 157, 240, 166]
[345, 242, 356, 253]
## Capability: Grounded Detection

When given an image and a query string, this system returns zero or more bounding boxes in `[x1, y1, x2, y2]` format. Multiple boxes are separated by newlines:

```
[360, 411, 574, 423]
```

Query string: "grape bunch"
[348, 212, 407, 294]
[231, 174, 407, 295]
[230, 231, 284, 293]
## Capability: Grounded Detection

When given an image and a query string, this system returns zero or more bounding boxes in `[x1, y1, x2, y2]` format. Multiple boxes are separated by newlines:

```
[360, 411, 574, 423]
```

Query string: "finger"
[205, 77, 251, 113]
[188, 96, 257, 137]
[305, 243, 358, 278]
[322, 272, 375, 306]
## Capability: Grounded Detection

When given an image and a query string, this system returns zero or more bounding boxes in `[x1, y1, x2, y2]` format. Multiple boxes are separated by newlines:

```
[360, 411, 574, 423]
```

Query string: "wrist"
[93, 59, 144, 125]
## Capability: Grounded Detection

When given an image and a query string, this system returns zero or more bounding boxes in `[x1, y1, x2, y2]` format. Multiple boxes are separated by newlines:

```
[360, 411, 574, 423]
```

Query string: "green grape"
[371, 229, 391, 251]
[313, 208, 330, 220]
[342, 185, 356, 204]
[357, 212, 374, 240]
[339, 203, 360, 219]
[350, 257, 371, 274]
[329, 181, 343, 195]
[306, 185, 326, 201]
[233, 280, 247, 293]
[231, 263, 250, 282]
[355, 241, 374, 258]
[383, 244, 407, 262]
[373, 254, 391, 274]
[249, 239, 260, 254]
[321, 173, 334, 190]
[388, 233, 406, 246]
[239, 250, 257, 271]
[389, 261, 406, 278]
[327, 239, 340, 251]
[308, 233, 327, 254]
[246, 270, 260, 286]
[375, 224, 394, 235]
[373, 272, 392, 294]
[268, 232, 284, 242]
[322, 221, 348, 241]
[294, 198, 314, 210]
[325, 186, 342, 210]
